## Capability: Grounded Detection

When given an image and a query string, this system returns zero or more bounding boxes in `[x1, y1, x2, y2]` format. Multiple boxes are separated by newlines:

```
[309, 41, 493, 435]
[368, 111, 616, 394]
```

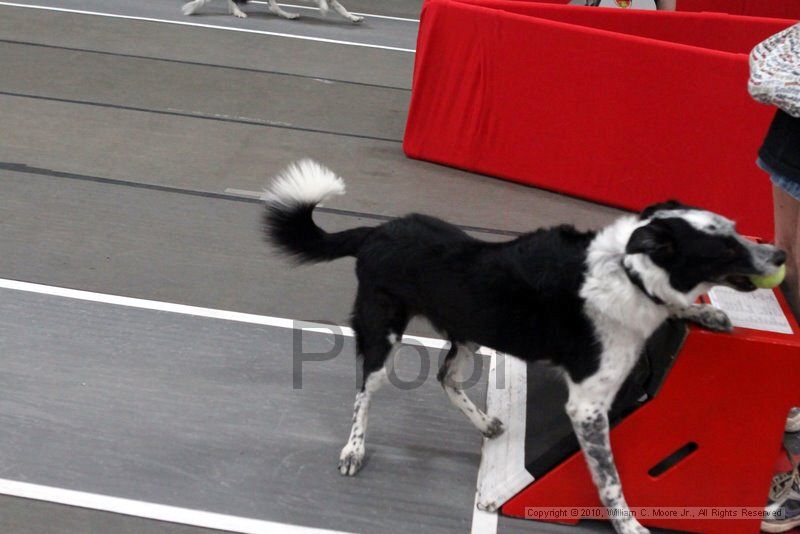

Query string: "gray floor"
[3, 0, 419, 50]
[0, 288, 486, 534]
[0, 1, 629, 532]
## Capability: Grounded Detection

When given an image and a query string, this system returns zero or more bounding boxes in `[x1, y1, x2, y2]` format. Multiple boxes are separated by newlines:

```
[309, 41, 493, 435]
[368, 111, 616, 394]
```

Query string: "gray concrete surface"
[0, 6, 415, 89]
[0, 288, 485, 534]
[0, 494, 229, 534]
[0, 0, 632, 532]
[2, 0, 419, 50]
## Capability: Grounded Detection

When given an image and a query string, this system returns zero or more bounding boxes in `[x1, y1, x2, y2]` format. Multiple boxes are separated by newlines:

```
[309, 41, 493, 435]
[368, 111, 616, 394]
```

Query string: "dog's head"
[626, 200, 786, 294]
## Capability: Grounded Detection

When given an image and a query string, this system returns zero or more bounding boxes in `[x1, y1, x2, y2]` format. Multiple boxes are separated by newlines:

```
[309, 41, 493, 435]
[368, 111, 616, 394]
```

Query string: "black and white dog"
[263, 160, 786, 534]
[182, 0, 364, 23]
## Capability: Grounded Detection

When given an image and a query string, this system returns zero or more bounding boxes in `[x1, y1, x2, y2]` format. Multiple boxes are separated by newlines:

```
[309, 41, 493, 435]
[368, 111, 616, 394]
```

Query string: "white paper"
[707, 287, 793, 334]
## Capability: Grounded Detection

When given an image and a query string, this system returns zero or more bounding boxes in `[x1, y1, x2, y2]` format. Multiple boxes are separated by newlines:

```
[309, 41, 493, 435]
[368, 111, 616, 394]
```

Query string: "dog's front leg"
[566, 357, 649, 534]
[669, 304, 732, 332]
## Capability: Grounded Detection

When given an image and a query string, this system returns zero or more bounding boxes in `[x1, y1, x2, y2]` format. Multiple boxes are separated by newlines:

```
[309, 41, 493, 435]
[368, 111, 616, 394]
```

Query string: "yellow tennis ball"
[749, 264, 786, 289]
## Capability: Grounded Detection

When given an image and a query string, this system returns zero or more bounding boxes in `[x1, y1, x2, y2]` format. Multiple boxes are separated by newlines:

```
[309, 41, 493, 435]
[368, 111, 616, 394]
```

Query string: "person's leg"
[773, 184, 800, 319]
[655, 0, 676, 10]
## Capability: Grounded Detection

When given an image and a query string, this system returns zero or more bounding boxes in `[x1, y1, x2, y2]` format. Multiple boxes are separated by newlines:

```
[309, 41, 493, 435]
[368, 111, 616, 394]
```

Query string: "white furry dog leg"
[318, 0, 330, 16]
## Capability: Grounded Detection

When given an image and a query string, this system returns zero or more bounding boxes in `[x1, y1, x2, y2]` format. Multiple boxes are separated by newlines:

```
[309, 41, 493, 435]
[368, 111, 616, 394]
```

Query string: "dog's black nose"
[772, 249, 787, 266]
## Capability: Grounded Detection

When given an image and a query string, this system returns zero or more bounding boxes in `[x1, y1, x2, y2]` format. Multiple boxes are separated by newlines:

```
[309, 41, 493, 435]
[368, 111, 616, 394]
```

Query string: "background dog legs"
[328, 0, 364, 23]
[266, 0, 300, 19]
[438, 342, 504, 438]
[182, 0, 211, 16]
[227, 0, 247, 18]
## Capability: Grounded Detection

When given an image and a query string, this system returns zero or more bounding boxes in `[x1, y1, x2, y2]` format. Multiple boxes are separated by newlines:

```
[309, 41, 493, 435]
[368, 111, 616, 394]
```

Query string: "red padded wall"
[404, 0, 795, 236]
[679, 0, 800, 19]
[462, 0, 795, 53]
[508, 0, 800, 19]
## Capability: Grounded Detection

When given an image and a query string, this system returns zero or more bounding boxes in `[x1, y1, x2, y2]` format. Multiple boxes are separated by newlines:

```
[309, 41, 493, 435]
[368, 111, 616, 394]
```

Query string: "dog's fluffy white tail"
[263, 160, 369, 263]
[263, 159, 345, 207]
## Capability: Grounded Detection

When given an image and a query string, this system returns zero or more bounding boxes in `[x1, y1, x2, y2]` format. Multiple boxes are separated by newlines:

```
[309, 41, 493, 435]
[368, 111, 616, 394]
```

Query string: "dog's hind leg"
[438, 342, 504, 438]
[338, 290, 407, 476]
[266, 0, 300, 19]
[565, 348, 650, 534]
[182, 0, 211, 16]
[328, 0, 364, 23]
[227, 0, 247, 18]
[338, 355, 393, 476]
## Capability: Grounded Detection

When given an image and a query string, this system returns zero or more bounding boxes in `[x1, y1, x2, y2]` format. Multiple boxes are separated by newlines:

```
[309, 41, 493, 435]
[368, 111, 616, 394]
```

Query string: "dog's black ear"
[626, 221, 675, 257]
[639, 200, 687, 220]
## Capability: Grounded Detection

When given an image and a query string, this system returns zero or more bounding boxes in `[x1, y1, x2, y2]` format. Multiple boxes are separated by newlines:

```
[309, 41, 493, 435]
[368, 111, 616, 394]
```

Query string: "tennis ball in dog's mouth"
[749, 264, 786, 289]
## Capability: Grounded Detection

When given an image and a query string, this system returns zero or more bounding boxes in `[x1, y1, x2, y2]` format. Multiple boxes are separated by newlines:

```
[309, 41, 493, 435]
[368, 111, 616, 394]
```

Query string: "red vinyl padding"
[679, 0, 800, 19]
[403, 0, 795, 236]
[461, 0, 795, 53]
[510, 0, 800, 19]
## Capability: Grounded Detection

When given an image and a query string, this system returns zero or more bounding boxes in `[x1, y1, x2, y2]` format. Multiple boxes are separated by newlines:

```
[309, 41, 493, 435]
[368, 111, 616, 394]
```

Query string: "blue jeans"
[759, 158, 800, 202]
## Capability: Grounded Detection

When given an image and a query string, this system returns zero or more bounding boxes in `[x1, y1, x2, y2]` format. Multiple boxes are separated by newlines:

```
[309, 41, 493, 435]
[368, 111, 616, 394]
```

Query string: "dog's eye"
[707, 225, 717, 232]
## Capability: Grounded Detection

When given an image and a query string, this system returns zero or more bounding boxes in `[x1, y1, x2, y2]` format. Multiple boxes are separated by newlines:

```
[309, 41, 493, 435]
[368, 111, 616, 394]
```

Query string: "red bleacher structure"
[404, 2, 800, 531]
[403, 0, 799, 237]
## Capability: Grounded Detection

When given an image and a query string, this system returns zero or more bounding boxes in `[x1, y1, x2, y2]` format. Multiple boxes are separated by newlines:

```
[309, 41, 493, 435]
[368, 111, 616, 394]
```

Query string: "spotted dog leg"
[565, 350, 650, 534]
[338, 366, 388, 475]
[670, 304, 732, 332]
[438, 342, 504, 438]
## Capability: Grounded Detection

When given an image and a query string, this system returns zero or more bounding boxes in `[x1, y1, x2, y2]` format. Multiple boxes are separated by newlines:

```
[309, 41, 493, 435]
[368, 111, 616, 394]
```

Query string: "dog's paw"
[232, 10, 247, 18]
[338, 452, 363, 476]
[694, 306, 733, 332]
[348, 14, 364, 23]
[476, 497, 498, 512]
[283, 12, 301, 19]
[482, 417, 505, 439]
[338, 444, 365, 476]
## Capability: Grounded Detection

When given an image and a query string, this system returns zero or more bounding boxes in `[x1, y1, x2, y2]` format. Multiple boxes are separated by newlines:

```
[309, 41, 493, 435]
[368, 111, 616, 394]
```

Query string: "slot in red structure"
[403, 0, 797, 237]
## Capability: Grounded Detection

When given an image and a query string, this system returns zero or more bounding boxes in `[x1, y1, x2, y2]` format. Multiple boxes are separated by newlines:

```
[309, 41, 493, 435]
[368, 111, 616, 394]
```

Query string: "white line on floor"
[0, 477, 351, 534]
[471, 353, 533, 534]
[261, 2, 420, 22]
[471, 354, 500, 534]
[225, 187, 263, 198]
[0, 2, 415, 53]
[0, 278, 497, 355]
